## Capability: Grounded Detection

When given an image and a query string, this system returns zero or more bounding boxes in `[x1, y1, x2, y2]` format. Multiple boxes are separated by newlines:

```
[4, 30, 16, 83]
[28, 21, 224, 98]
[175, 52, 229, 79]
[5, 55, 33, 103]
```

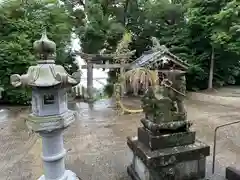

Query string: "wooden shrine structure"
[74, 51, 134, 101]
[126, 44, 190, 95]
[74, 37, 190, 100]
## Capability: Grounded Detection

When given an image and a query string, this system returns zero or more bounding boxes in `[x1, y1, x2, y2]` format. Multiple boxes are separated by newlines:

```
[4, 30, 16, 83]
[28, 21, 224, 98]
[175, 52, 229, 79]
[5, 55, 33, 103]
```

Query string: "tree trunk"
[123, 0, 130, 25]
[120, 63, 126, 97]
[208, 46, 215, 89]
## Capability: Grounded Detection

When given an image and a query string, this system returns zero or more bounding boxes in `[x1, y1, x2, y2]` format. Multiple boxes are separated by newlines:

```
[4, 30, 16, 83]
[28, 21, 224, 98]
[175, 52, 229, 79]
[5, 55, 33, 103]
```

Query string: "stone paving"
[0, 89, 240, 179]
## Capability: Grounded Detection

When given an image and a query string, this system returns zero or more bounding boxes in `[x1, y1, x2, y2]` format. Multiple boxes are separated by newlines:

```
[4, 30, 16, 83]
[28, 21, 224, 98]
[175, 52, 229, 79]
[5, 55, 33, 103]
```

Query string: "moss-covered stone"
[138, 128, 196, 150]
[141, 70, 187, 133]
[127, 137, 210, 168]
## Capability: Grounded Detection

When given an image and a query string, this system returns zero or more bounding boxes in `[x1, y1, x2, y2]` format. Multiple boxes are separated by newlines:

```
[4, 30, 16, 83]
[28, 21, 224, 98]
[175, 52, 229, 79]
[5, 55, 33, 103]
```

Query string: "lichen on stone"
[141, 70, 190, 134]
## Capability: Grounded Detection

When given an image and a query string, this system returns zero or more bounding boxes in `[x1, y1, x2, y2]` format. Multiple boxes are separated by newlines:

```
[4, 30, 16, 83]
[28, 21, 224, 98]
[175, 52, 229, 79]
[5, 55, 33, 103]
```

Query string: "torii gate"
[74, 51, 135, 101]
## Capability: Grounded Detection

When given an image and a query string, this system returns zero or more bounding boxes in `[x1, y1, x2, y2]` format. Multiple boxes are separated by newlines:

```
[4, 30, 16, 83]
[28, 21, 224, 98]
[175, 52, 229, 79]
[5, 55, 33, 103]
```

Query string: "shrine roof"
[129, 49, 190, 70]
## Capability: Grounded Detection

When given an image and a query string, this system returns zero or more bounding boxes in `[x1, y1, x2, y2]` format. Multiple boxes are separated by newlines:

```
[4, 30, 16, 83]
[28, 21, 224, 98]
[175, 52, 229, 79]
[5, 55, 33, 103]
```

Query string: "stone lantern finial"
[33, 29, 56, 63]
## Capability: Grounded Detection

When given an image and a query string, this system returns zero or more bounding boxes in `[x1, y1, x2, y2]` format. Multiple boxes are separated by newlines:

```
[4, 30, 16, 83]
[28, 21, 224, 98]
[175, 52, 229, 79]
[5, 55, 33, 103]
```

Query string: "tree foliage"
[185, 0, 240, 89]
[68, 0, 240, 91]
[0, 0, 73, 104]
[2, 0, 240, 103]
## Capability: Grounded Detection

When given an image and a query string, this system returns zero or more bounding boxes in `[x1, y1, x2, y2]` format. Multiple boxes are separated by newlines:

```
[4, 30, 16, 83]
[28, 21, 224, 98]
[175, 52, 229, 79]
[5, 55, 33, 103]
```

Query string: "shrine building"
[126, 47, 190, 95]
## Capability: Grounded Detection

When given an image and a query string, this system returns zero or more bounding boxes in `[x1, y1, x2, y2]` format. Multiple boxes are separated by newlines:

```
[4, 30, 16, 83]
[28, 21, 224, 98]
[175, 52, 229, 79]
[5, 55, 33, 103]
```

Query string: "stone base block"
[38, 170, 80, 180]
[138, 127, 196, 150]
[226, 166, 240, 180]
[127, 136, 210, 180]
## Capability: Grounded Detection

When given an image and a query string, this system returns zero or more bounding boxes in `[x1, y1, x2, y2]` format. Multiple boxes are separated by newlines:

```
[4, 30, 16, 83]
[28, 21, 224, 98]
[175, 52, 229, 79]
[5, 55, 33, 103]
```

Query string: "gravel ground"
[1, 87, 240, 180]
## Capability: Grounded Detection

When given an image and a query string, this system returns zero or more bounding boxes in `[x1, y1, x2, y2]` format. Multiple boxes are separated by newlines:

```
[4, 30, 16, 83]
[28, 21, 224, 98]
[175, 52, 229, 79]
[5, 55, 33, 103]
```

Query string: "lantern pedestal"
[28, 113, 79, 180]
[39, 170, 79, 180]
[38, 130, 78, 180]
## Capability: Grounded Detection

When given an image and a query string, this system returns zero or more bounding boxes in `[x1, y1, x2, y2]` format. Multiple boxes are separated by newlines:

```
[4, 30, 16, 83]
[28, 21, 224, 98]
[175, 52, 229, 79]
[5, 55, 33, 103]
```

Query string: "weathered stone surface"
[226, 166, 240, 180]
[138, 127, 196, 150]
[127, 136, 210, 168]
[127, 66, 210, 180]
[141, 85, 173, 123]
[26, 110, 77, 132]
[10, 31, 80, 180]
[10, 31, 81, 89]
[127, 148, 207, 180]
[141, 118, 192, 135]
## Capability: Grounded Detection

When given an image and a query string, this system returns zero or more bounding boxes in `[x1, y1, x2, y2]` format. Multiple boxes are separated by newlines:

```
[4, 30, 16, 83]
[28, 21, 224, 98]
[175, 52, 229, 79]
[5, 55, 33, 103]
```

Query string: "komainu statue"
[162, 69, 187, 120]
[142, 85, 172, 124]
[141, 69, 191, 134]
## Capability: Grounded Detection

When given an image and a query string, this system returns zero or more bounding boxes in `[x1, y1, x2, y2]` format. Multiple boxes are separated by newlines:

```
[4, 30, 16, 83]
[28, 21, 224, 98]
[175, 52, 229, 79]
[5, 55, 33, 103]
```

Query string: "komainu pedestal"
[127, 133, 210, 180]
[127, 70, 210, 180]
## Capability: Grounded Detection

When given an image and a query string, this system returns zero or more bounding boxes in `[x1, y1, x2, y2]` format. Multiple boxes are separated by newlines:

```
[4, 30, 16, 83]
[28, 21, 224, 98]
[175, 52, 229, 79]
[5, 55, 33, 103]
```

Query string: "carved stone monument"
[127, 70, 210, 180]
[10, 31, 81, 180]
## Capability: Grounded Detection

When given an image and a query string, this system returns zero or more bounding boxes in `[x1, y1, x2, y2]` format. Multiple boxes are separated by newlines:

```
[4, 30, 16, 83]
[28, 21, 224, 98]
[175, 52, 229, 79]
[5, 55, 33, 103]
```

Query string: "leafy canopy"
[0, 0, 73, 104]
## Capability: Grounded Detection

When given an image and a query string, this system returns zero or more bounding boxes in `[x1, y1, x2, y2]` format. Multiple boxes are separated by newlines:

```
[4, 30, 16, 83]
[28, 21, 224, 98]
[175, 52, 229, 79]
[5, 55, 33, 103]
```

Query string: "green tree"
[68, 0, 240, 91]
[186, 0, 240, 90]
[0, 0, 73, 104]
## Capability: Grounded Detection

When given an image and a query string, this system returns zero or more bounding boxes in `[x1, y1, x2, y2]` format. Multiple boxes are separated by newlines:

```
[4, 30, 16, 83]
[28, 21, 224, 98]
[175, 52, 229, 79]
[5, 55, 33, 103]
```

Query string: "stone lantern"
[10, 31, 81, 180]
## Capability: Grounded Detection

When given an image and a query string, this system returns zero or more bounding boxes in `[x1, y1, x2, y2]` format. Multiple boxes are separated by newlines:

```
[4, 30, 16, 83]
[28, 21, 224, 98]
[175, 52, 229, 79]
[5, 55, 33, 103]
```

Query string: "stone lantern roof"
[10, 31, 81, 88]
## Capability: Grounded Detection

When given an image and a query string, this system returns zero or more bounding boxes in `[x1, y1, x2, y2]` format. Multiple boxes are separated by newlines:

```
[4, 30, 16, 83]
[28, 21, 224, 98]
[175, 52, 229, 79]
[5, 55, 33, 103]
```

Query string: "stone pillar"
[39, 130, 77, 180]
[37, 129, 79, 180]
[87, 61, 94, 102]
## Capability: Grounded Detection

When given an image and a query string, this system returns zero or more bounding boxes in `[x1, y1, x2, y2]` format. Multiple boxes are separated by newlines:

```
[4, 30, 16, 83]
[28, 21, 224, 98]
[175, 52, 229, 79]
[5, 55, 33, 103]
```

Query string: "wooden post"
[87, 61, 94, 102]
[145, 74, 148, 92]
[120, 62, 125, 97]
[77, 52, 133, 99]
